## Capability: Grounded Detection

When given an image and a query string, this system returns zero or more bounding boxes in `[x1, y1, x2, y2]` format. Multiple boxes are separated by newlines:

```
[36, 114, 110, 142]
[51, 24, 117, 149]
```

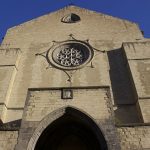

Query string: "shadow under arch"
[27, 106, 108, 150]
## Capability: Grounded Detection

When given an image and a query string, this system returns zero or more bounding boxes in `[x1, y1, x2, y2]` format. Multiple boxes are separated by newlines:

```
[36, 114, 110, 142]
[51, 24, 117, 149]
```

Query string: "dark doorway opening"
[35, 108, 108, 150]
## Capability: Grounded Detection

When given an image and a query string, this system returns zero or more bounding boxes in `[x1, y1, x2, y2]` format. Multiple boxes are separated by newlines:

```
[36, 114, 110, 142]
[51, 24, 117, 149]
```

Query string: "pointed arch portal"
[28, 107, 108, 150]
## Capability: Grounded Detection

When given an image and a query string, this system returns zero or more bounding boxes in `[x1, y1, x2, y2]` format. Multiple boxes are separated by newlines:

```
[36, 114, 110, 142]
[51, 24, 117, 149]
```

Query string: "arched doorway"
[30, 107, 108, 150]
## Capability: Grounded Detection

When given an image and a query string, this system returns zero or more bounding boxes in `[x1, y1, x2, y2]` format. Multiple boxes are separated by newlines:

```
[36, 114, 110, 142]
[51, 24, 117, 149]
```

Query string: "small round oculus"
[48, 41, 93, 70]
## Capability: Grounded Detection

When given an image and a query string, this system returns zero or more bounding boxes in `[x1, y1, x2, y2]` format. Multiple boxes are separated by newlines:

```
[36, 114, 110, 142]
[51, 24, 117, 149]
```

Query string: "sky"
[0, 0, 150, 43]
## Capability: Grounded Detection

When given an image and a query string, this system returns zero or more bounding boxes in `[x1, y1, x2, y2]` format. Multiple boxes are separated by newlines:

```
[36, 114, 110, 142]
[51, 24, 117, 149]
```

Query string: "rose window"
[48, 41, 93, 70]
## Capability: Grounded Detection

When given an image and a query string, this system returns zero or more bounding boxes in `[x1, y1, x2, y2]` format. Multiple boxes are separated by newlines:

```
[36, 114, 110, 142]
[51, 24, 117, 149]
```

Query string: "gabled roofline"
[7, 5, 138, 32]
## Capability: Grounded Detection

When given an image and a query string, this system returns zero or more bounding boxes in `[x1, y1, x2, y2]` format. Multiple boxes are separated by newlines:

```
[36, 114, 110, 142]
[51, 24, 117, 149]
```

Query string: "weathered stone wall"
[107, 48, 143, 124]
[0, 131, 18, 150]
[0, 48, 21, 121]
[24, 88, 110, 121]
[123, 42, 150, 123]
[117, 126, 150, 150]
[16, 87, 120, 150]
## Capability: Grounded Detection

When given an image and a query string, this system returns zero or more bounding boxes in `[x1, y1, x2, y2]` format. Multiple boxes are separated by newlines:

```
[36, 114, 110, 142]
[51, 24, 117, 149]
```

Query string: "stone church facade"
[0, 5, 150, 150]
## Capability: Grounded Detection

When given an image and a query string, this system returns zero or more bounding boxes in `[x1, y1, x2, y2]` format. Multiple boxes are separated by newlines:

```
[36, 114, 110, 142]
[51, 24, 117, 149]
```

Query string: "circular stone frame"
[47, 40, 93, 70]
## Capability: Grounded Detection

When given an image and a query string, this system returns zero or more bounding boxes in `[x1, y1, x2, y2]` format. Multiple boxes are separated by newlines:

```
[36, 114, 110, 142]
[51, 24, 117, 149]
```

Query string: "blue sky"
[0, 0, 150, 43]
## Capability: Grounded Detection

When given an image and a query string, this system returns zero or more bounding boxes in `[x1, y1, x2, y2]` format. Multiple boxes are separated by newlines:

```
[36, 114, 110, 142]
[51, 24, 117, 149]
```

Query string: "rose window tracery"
[56, 47, 84, 67]
[48, 40, 93, 70]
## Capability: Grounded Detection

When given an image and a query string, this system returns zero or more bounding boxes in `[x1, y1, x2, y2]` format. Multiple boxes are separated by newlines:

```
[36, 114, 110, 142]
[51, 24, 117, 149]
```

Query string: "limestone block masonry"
[0, 5, 150, 150]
